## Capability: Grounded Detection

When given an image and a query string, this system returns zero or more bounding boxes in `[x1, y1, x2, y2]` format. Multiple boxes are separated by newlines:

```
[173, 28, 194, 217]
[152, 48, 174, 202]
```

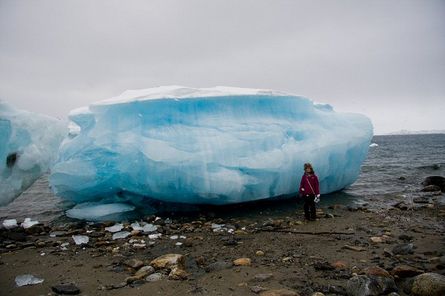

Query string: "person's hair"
[304, 163, 314, 174]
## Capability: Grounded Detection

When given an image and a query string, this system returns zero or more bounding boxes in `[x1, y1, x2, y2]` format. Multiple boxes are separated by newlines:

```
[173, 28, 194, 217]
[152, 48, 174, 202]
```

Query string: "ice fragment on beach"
[21, 218, 39, 229]
[50, 86, 373, 208]
[130, 222, 143, 231]
[211, 223, 226, 232]
[72, 235, 89, 245]
[105, 223, 124, 233]
[142, 223, 157, 233]
[369, 143, 379, 147]
[66, 203, 135, 221]
[112, 231, 131, 240]
[0, 102, 66, 206]
[148, 233, 162, 240]
[15, 274, 44, 286]
[129, 221, 158, 232]
[2, 219, 18, 229]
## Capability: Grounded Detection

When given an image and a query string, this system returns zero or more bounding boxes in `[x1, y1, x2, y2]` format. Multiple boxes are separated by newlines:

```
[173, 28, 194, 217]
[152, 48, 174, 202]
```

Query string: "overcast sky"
[1, 0, 444, 134]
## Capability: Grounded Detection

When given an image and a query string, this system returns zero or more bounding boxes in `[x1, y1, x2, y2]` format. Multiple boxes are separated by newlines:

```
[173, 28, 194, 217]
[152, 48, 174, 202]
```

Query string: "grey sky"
[1, 0, 444, 134]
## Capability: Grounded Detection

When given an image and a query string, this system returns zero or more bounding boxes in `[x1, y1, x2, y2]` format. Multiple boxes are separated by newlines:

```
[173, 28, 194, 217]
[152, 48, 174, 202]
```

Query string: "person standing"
[299, 163, 320, 221]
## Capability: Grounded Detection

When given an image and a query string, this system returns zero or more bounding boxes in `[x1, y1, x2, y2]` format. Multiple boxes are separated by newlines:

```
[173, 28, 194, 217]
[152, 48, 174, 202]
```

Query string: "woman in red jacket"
[299, 163, 320, 221]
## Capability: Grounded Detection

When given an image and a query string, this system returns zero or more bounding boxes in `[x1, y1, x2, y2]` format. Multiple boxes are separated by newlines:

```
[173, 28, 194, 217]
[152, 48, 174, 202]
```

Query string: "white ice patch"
[15, 274, 44, 286]
[72, 235, 89, 245]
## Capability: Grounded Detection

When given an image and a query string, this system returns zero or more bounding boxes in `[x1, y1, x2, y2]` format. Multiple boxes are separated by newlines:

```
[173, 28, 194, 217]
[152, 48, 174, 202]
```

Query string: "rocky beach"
[1, 178, 444, 296]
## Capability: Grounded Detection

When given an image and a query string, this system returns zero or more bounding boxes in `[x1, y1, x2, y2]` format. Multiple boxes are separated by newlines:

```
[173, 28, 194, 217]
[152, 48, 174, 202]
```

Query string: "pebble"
[255, 250, 265, 256]
[343, 245, 366, 252]
[392, 243, 414, 255]
[250, 285, 267, 293]
[370, 236, 384, 244]
[150, 253, 185, 269]
[145, 273, 164, 282]
[123, 258, 144, 269]
[391, 265, 423, 278]
[331, 260, 348, 270]
[51, 283, 80, 295]
[259, 289, 299, 296]
[233, 257, 251, 266]
[135, 266, 155, 277]
[253, 273, 273, 282]
[168, 266, 188, 280]
[363, 266, 391, 278]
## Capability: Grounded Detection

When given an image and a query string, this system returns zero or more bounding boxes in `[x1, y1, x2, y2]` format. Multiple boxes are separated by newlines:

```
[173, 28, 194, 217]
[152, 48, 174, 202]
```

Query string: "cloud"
[1, 0, 444, 134]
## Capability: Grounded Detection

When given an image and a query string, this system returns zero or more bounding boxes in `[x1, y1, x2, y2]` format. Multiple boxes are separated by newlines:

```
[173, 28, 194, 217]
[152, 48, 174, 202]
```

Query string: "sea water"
[0, 134, 444, 222]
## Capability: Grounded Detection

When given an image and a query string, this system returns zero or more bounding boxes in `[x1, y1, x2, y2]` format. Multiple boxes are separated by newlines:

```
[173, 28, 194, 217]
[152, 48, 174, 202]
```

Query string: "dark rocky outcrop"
[421, 176, 445, 192]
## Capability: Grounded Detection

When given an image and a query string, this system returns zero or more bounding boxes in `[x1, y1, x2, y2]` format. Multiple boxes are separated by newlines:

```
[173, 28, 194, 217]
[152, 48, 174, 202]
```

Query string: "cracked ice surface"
[50, 86, 373, 210]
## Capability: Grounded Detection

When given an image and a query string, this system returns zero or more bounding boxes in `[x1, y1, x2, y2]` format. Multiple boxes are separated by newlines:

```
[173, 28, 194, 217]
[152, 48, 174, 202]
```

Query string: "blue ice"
[0, 102, 66, 205]
[50, 86, 373, 210]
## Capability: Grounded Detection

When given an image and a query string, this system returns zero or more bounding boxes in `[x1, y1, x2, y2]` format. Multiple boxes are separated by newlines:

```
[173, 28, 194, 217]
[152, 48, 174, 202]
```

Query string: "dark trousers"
[303, 194, 316, 220]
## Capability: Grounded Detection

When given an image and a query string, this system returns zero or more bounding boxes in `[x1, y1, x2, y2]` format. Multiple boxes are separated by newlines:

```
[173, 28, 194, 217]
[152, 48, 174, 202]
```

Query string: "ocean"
[1, 134, 444, 223]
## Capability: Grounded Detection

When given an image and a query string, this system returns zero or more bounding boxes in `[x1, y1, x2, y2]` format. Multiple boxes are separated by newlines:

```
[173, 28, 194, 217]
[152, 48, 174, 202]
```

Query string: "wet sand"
[1, 191, 444, 296]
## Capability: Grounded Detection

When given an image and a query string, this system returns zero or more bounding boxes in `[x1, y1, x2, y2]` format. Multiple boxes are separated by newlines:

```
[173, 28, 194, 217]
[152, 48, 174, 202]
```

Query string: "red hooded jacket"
[299, 173, 320, 196]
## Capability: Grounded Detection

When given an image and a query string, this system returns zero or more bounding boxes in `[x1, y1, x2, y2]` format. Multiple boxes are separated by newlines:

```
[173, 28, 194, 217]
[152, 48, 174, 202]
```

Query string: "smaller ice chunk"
[105, 223, 124, 233]
[130, 222, 143, 231]
[148, 233, 162, 240]
[2, 219, 18, 229]
[211, 223, 226, 232]
[142, 224, 157, 233]
[170, 235, 178, 240]
[66, 203, 135, 221]
[72, 235, 89, 245]
[130, 222, 157, 233]
[21, 218, 39, 229]
[15, 274, 44, 286]
[112, 231, 130, 240]
[369, 143, 379, 147]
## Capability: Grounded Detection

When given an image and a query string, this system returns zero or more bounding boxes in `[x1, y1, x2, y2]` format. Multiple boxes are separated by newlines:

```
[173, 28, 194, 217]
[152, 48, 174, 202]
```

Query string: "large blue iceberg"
[50, 86, 373, 210]
[0, 102, 66, 206]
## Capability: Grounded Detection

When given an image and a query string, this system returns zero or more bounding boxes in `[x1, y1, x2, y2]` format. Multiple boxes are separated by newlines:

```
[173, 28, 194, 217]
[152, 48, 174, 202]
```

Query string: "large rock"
[422, 176, 445, 192]
[150, 254, 185, 270]
[411, 273, 445, 296]
[391, 265, 423, 278]
[346, 275, 397, 296]
[421, 185, 441, 192]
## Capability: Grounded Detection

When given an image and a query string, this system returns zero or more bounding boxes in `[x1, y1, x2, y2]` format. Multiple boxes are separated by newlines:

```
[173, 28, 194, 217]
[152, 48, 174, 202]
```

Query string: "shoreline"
[1, 188, 444, 295]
